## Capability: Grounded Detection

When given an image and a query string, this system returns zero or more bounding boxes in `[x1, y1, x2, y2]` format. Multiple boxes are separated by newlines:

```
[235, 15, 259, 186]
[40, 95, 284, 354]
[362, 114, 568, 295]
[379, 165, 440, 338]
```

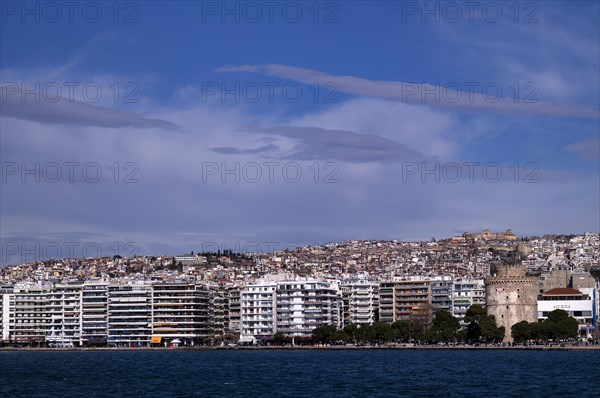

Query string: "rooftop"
[543, 288, 583, 296]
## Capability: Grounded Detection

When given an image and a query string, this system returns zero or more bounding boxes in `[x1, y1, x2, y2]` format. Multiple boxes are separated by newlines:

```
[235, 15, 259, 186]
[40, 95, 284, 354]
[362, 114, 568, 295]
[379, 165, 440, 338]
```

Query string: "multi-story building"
[431, 276, 453, 313]
[538, 287, 596, 338]
[11, 284, 49, 344]
[151, 283, 211, 346]
[46, 282, 82, 346]
[1, 285, 14, 342]
[107, 283, 152, 347]
[452, 278, 485, 325]
[209, 285, 229, 340]
[239, 282, 277, 344]
[379, 279, 432, 325]
[275, 280, 342, 339]
[81, 281, 108, 345]
[341, 281, 379, 326]
[378, 282, 395, 323]
[227, 287, 241, 335]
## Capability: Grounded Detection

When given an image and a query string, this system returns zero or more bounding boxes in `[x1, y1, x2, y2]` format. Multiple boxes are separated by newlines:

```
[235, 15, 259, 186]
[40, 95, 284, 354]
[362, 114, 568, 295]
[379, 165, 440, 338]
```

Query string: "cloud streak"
[223, 125, 428, 163]
[563, 138, 600, 161]
[0, 85, 181, 130]
[217, 64, 599, 119]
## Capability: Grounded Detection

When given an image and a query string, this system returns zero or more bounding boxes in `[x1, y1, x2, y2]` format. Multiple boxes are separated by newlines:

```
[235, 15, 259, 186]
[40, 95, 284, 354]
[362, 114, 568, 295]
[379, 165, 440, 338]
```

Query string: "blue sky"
[1, 1, 599, 264]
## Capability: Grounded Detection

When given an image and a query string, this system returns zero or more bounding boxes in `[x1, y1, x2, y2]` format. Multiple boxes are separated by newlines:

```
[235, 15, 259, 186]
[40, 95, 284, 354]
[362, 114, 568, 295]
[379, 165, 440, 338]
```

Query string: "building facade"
[538, 287, 595, 338]
[151, 283, 211, 346]
[452, 278, 485, 325]
[379, 278, 433, 325]
[107, 283, 152, 346]
[81, 281, 109, 345]
[47, 283, 82, 346]
[341, 281, 379, 326]
[275, 280, 342, 338]
[239, 282, 277, 344]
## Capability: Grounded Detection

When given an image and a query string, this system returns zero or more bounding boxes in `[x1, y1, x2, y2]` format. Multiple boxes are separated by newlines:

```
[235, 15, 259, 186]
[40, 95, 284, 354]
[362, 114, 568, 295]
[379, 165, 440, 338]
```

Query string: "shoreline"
[2, 345, 599, 352]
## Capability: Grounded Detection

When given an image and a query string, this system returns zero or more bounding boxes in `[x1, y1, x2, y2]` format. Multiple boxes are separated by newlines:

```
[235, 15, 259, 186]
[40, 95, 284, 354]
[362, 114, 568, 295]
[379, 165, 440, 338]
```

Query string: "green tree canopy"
[464, 304, 487, 323]
[464, 304, 504, 343]
[519, 311, 579, 342]
[312, 325, 337, 344]
[511, 321, 531, 342]
[546, 310, 579, 339]
[429, 311, 460, 341]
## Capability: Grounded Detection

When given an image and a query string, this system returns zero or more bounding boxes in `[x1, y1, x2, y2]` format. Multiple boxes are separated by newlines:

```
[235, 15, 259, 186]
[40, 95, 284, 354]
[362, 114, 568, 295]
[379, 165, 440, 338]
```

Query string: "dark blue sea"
[1, 349, 599, 397]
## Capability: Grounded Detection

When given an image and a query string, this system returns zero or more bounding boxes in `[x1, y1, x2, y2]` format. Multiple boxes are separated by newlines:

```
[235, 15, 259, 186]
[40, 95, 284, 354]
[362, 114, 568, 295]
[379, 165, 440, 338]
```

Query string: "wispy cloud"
[0, 85, 181, 130]
[212, 144, 279, 155]
[217, 64, 599, 118]
[563, 138, 600, 160]
[225, 125, 428, 163]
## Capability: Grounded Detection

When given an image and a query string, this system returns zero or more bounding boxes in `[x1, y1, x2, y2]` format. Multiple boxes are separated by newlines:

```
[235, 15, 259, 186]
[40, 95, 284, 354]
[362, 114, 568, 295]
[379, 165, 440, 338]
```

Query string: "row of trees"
[309, 306, 582, 346]
[309, 305, 506, 345]
[511, 309, 579, 343]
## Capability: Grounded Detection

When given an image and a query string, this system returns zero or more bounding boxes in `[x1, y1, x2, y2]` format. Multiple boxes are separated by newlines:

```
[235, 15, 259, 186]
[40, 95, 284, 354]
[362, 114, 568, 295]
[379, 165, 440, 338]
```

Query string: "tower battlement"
[495, 263, 527, 277]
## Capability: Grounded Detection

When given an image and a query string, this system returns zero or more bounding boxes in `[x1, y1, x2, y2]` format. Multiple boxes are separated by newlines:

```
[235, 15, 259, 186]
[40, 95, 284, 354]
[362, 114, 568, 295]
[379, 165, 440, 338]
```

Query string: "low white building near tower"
[538, 288, 595, 338]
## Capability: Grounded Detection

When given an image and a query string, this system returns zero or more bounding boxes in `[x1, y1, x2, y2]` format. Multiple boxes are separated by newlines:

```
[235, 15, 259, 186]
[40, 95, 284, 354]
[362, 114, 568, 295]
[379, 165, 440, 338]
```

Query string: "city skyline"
[1, 1, 599, 261]
[0, 227, 598, 266]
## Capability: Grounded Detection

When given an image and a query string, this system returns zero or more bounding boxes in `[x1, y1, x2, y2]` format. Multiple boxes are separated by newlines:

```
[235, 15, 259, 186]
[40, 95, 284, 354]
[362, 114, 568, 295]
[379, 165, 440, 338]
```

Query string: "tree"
[331, 330, 349, 344]
[480, 315, 501, 342]
[528, 310, 579, 342]
[530, 320, 552, 341]
[344, 323, 359, 344]
[391, 320, 410, 341]
[464, 304, 504, 343]
[312, 325, 336, 344]
[547, 309, 569, 324]
[547, 309, 579, 339]
[511, 321, 531, 343]
[464, 304, 487, 323]
[273, 332, 288, 346]
[431, 311, 460, 341]
[371, 322, 392, 342]
[466, 320, 481, 341]
[408, 320, 426, 342]
[356, 324, 376, 343]
[495, 326, 506, 342]
[554, 317, 579, 339]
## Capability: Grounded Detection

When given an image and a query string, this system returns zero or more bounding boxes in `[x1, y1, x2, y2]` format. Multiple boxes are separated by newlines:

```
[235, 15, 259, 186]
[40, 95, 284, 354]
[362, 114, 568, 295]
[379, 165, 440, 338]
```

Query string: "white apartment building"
[341, 281, 379, 326]
[431, 276, 453, 313]
[452, 278, 485, 325]
[47, 283, 82, 346]
[276, 280, 342, 338]
[1, 286, 14, 342]
[107, 283, 152, 347]
[239, 282, 277, 344]
[81, 281, 109, 345]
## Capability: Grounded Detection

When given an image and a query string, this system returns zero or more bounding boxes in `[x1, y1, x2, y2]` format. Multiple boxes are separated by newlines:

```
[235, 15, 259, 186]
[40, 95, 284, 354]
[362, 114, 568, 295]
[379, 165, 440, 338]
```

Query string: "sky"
[1, 1, 599, 265]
